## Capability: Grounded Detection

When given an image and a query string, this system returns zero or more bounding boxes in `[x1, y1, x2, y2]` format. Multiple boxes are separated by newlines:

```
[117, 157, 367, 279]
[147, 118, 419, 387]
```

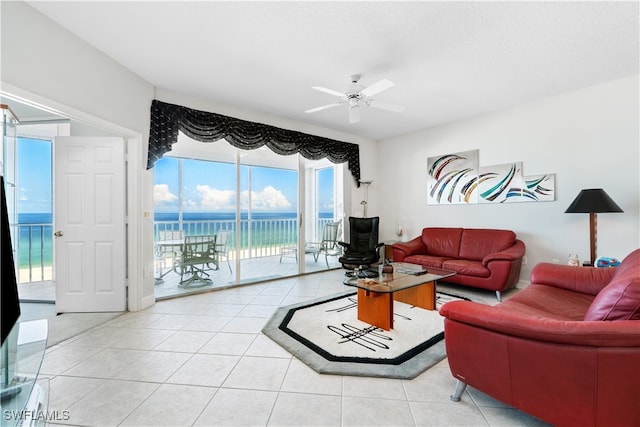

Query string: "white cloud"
[155, 184, 292, 212]
[240, 185, 292, 210]
[196, 185, 236, 210]
[153, 184, 177, 206]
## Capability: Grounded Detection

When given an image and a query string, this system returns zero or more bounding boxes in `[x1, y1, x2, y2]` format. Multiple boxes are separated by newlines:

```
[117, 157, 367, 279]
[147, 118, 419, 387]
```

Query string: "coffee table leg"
[357, 288, 393, 330]
[393, 281, 436, 310]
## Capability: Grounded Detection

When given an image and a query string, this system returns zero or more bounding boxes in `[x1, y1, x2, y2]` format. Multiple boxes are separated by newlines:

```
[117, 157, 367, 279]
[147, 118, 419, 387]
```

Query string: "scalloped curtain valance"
[146, 100, 361, 186]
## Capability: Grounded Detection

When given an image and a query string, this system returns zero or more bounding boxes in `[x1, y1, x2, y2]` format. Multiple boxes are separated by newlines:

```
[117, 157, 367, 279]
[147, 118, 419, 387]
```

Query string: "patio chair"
[215, 230, 232, 273]
[178, 235, 217, 286]
[305, 220, 342, 268]
[154, 230, 185, 280]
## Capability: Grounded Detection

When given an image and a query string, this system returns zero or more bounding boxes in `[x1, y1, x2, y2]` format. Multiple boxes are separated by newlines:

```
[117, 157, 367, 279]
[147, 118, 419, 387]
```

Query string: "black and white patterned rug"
[262, 290, 467, 379]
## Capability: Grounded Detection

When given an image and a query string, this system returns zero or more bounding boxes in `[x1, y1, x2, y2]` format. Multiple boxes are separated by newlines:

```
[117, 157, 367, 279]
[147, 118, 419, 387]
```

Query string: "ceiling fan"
[305, 74, 405, 124]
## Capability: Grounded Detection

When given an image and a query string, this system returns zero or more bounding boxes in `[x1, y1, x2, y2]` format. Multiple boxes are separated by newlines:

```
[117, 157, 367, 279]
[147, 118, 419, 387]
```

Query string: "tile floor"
[33, 269, 550, 427]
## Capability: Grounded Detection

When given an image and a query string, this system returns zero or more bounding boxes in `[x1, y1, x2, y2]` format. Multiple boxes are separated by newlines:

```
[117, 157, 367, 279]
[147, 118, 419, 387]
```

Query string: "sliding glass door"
[152, 135, 344, 296]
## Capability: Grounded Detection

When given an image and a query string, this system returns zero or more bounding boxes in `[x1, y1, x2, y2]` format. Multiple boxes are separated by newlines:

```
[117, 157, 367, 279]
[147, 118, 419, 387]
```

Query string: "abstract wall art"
[427, 150, 555, 205]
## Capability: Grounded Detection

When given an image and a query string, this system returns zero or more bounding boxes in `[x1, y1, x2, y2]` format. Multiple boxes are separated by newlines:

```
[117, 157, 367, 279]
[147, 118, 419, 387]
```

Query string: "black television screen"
[1, 175, 20, 346]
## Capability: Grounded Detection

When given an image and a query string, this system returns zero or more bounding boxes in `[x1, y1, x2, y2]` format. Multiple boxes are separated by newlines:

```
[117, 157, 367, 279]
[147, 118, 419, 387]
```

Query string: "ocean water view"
[16, 211, 333, 271]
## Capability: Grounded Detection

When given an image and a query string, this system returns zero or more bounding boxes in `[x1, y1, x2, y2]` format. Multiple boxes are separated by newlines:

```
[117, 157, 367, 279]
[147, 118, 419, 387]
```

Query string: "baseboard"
[141, 294, 156, 310]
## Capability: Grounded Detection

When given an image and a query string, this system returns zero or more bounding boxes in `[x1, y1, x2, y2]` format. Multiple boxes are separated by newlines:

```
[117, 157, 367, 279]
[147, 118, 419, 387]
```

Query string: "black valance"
[147, 100, 361, 186]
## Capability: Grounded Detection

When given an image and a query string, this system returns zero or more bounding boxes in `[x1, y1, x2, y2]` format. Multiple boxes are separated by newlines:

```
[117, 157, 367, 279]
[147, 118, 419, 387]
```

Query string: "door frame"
[1, 83, 147, 312]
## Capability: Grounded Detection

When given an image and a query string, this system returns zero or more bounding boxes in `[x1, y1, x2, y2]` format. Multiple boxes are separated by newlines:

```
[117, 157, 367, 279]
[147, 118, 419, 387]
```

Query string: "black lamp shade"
[565, 189, 623, 214]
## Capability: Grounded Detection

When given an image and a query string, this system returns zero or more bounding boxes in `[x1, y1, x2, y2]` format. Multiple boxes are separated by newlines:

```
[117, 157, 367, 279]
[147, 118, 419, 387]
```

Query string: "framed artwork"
[428, 151, 555, 205]
[427, 150, 478, 205]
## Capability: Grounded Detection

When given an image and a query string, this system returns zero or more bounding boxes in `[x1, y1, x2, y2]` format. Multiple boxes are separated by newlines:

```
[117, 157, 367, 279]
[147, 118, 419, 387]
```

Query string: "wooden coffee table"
[345, 263, 456, 330]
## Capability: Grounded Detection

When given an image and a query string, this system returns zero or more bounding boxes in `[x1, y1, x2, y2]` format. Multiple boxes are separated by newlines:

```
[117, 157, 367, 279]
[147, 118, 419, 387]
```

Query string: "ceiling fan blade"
[360, 79, 394, 97]
[348, 105, 360, 124]
[368, 100, 405, 112]
[311, 86, 346, 98]
[305, 102, 343, 114]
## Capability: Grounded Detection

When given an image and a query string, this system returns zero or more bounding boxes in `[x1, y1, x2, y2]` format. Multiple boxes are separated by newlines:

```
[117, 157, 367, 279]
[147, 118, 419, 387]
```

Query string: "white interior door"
[54, 136, 126, 312]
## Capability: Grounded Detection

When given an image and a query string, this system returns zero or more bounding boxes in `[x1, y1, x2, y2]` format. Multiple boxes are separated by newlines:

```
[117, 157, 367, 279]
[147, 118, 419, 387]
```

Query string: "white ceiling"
[23, 1, 640, 141]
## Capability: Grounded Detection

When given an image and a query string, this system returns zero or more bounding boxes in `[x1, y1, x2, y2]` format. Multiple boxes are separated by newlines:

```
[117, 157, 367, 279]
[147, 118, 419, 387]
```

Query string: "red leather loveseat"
[440, 248, 640, 427]
[392, 228, 525, 300]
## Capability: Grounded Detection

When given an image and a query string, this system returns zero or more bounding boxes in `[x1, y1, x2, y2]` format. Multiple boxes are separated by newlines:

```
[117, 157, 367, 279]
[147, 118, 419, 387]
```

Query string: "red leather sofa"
[440, 248, 640, 427]
[392, 228, 525, 300]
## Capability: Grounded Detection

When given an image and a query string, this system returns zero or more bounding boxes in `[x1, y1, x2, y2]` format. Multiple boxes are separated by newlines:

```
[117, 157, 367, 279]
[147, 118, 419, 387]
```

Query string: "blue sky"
[153, 156, 334, 213]
[17, 137, 52, 213]
[16, 137, 333, 214]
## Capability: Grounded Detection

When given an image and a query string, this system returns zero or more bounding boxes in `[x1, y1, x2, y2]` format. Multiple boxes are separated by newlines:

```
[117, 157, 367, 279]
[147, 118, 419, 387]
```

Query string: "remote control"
[414, 270, 429, 275]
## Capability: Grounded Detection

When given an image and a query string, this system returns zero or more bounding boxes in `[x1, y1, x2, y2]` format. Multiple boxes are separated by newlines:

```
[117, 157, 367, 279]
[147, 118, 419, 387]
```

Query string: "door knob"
[54, 230, 64, 237]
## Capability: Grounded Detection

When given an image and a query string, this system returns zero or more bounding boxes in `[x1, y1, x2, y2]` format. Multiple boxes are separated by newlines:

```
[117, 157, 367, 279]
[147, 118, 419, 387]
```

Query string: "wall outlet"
[552, 258, 560, 264]
[521, 256, 527, 265]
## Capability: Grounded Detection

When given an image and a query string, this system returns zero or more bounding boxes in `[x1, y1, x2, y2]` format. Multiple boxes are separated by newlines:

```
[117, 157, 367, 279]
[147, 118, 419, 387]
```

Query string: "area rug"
[262, 290, 468, 379]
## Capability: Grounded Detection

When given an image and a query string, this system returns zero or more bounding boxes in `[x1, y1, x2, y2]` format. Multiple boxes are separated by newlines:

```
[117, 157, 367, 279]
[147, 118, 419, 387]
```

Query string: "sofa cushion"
[404, 254, 449, 269]
[421, 228, 463, 258]
[584, 249, 640, 320]
[458, 229, 516, 261]
[584, 276, 640, 321]
[442, 259, 490, 278]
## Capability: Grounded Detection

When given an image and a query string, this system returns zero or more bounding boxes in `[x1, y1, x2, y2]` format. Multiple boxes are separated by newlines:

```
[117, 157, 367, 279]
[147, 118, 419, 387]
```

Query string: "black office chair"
[338, 216, 384, 278]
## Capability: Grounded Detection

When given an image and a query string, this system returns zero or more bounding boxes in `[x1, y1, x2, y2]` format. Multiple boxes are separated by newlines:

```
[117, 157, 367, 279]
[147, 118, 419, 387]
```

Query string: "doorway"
[1, 93, 138, 312]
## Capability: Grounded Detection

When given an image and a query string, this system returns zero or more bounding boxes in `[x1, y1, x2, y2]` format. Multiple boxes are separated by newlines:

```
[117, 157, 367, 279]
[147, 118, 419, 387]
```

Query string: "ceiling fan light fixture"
[307, 74, 404, 123]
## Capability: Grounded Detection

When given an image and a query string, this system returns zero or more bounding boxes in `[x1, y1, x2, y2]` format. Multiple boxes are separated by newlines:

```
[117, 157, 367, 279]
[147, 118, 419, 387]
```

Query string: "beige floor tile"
[40, 345, 103, 375]
[237, 303, 279, 318]
[146, 313, 200, 330]
[244, 334, 293, 358]
[222, 356, 290, 391]
[167, 353, 240, 387]
[153, 330, 216, 352]
[121, 384, 216, 427]
[182, 315, 233, 332]
[63, 379, 159, 426]
[221, 316, 268, 334]
[478, 406, 552, 427]
[268, 392, 342, 426]
[63, 348, 147, 378]
[402, 360, 461, 404]
[203, 303, 247, 316]
[342, 396, 415, 426]
[112, 350, 192, 382]
[409, 401, 489, 426]
[102, 311, 166, 329]
[280, 358, 343, 396]
[47, 376, 106, 413]
[343, 375, 408, 400]
[198, 332, 257, 355]
[110, 327, 176, 350]
[194, 388, 278, 426]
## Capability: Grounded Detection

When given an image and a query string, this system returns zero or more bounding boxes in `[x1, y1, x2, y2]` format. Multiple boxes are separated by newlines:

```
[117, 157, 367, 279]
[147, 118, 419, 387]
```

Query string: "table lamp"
[565, 188, 623, 266]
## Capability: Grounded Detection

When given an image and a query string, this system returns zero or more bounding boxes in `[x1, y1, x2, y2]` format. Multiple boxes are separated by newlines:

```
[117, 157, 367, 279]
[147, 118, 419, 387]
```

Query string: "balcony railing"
[16, 216, 334, 283]
[16, 223, 53, 283]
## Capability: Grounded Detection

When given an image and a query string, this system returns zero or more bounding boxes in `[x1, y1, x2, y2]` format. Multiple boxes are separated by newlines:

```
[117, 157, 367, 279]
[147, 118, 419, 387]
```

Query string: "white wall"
[375, 75, 640, 283]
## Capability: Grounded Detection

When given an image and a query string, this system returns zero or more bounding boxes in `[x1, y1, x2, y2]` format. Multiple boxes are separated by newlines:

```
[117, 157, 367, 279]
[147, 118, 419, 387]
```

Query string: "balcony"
[16, 216, 343, 301]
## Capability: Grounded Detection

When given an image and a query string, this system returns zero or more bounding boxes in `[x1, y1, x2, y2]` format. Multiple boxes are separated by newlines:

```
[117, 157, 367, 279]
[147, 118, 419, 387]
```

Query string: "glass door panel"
[153, 138, 239, 297]
[302, 159, 343, 273]
[238, 148, 299, 282]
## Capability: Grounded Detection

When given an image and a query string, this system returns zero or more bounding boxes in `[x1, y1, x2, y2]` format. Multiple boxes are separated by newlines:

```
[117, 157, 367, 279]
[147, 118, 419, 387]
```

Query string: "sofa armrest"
[392, 236, 426, 261]
[482, 239, 526, 266]
[441, 300, 640, 347]
[530, 262, 617, 296]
